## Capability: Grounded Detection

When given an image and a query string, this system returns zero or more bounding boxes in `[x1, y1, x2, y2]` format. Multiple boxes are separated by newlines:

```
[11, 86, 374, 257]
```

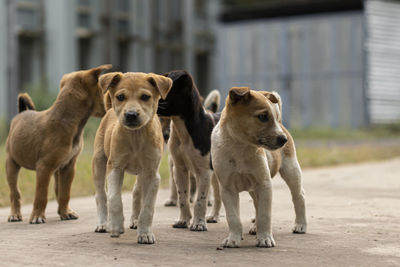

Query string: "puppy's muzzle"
[124, 111, 140, 127]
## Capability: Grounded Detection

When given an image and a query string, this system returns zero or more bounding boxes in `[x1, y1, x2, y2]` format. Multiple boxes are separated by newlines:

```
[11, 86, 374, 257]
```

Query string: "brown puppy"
[93, 72, 172, 244]
[5, 64, 112, 224]
[211, 87, 307, 248]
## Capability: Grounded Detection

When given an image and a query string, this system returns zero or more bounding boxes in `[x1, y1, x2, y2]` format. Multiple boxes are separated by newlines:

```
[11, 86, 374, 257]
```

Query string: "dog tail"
[204, 89, 221, 113]
[104, 91, 112, 111]
[17, 93, 35, 113]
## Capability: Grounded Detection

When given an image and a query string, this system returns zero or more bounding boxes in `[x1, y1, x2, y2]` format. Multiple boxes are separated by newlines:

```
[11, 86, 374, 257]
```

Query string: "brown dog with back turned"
[5, 64, 111, 224]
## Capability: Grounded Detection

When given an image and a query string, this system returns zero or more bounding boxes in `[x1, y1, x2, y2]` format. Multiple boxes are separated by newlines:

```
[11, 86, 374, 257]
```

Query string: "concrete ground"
[0, 158, 399, 266]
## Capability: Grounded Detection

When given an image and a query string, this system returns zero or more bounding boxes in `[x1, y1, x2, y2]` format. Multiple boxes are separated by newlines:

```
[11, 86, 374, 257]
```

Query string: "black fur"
[158, 70, 220, 157]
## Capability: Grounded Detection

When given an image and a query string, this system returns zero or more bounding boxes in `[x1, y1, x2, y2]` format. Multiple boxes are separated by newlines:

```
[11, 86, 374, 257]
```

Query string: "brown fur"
[92, 72, 172, 244]
[5, 64, 112, 223]
[209, 87, 307, 246]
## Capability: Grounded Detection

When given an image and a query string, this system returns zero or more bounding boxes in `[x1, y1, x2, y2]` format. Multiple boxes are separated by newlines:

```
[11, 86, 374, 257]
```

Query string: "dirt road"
[1, 158, 399, 266]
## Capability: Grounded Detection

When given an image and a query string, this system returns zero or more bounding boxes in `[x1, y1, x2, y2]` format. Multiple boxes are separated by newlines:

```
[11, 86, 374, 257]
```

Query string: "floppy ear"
[261, 91, 282, 122]
[88, 64, 112, 80]
[147, 73, 173, 100]
[229, 87, 251, 104]
[99, 72, 122, 93]
[261, 91, 282, 111]
[103, 91, 113, 110]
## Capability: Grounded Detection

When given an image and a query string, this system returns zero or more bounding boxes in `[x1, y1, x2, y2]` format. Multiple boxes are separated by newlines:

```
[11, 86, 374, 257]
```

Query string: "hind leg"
[190, 170, 210, 231]
[248, 191, 258, 235]
[189, 173, 196, 203]
[56, 156, 79, 220]
[280, 156, 307, 234]
[206, 173, 221, 223]
[30, 165, 54, 224]
[6, 157, 22, 222]
[130, 181, 141, 229]
[164, 156, 177, 207]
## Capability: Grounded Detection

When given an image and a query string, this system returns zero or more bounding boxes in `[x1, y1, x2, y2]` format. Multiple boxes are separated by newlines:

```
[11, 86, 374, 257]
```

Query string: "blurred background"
[0, 0, 400, 205]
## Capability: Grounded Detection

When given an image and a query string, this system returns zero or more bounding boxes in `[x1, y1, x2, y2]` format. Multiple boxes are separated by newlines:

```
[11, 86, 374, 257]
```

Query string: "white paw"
[293, 222, 307, 234]
[222, 236, 241, 248]
[206, 214, 219, 223]
[137, 233, 155, 244]
[190, 219, 207, 231]
[110, 226, 124, 238]
[256, 235, 275, 248]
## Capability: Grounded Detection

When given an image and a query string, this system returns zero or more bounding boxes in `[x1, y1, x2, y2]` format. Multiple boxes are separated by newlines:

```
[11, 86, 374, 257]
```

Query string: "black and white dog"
[157, 70, 220, 231]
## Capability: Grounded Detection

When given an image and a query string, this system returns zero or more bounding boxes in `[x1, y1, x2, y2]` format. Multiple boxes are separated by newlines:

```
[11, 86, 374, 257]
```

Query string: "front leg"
[280, 156, 307, 234]
[173, 165, 191, 228]
[130, 182, 141, 230]
[135, 172, 160, 244]
[254, 181, 275, 247]
[221, 188, 242, 248]
[107, 167, 125, 237]
[190, 170, 211, 231]
[206, 172, 221, 223]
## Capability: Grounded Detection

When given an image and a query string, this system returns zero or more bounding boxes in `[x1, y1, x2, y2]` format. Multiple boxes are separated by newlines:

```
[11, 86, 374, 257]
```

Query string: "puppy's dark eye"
[116, 94, 125, 101]
[140, 94, 150, 101]
[257, 113, 268, 122]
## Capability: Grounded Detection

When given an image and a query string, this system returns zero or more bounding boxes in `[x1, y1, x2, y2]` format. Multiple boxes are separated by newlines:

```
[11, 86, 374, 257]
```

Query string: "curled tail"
[204, 89, 221, 113]
[17, 93, 35, 113]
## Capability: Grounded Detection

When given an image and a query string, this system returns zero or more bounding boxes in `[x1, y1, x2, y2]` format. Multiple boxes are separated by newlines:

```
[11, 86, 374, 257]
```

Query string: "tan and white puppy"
[211, 87, 307, 248]
[92, 72, 172, 244]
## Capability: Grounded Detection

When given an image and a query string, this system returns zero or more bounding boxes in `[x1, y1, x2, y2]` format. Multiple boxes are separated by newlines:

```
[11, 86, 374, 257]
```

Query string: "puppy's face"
[226, 87, 287, 150]
[100, 72, 172, 130]
[59, 64, 112, 117]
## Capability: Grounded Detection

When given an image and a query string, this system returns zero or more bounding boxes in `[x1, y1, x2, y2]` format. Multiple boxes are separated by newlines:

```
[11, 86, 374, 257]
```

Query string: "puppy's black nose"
[125, 111, 139, 123]
[277, 135, 287, 146]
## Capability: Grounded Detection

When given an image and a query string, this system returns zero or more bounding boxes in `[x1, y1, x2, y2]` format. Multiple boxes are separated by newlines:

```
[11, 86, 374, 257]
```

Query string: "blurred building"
[1, 0, 400, 128]
[216, 0, 400, 127]
[0, 0, 218, 119]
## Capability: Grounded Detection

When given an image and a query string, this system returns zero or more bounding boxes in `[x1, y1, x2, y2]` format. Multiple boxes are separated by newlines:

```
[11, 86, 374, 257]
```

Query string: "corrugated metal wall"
[215, 11, 366, 128]
[365, 0, 400, 124]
